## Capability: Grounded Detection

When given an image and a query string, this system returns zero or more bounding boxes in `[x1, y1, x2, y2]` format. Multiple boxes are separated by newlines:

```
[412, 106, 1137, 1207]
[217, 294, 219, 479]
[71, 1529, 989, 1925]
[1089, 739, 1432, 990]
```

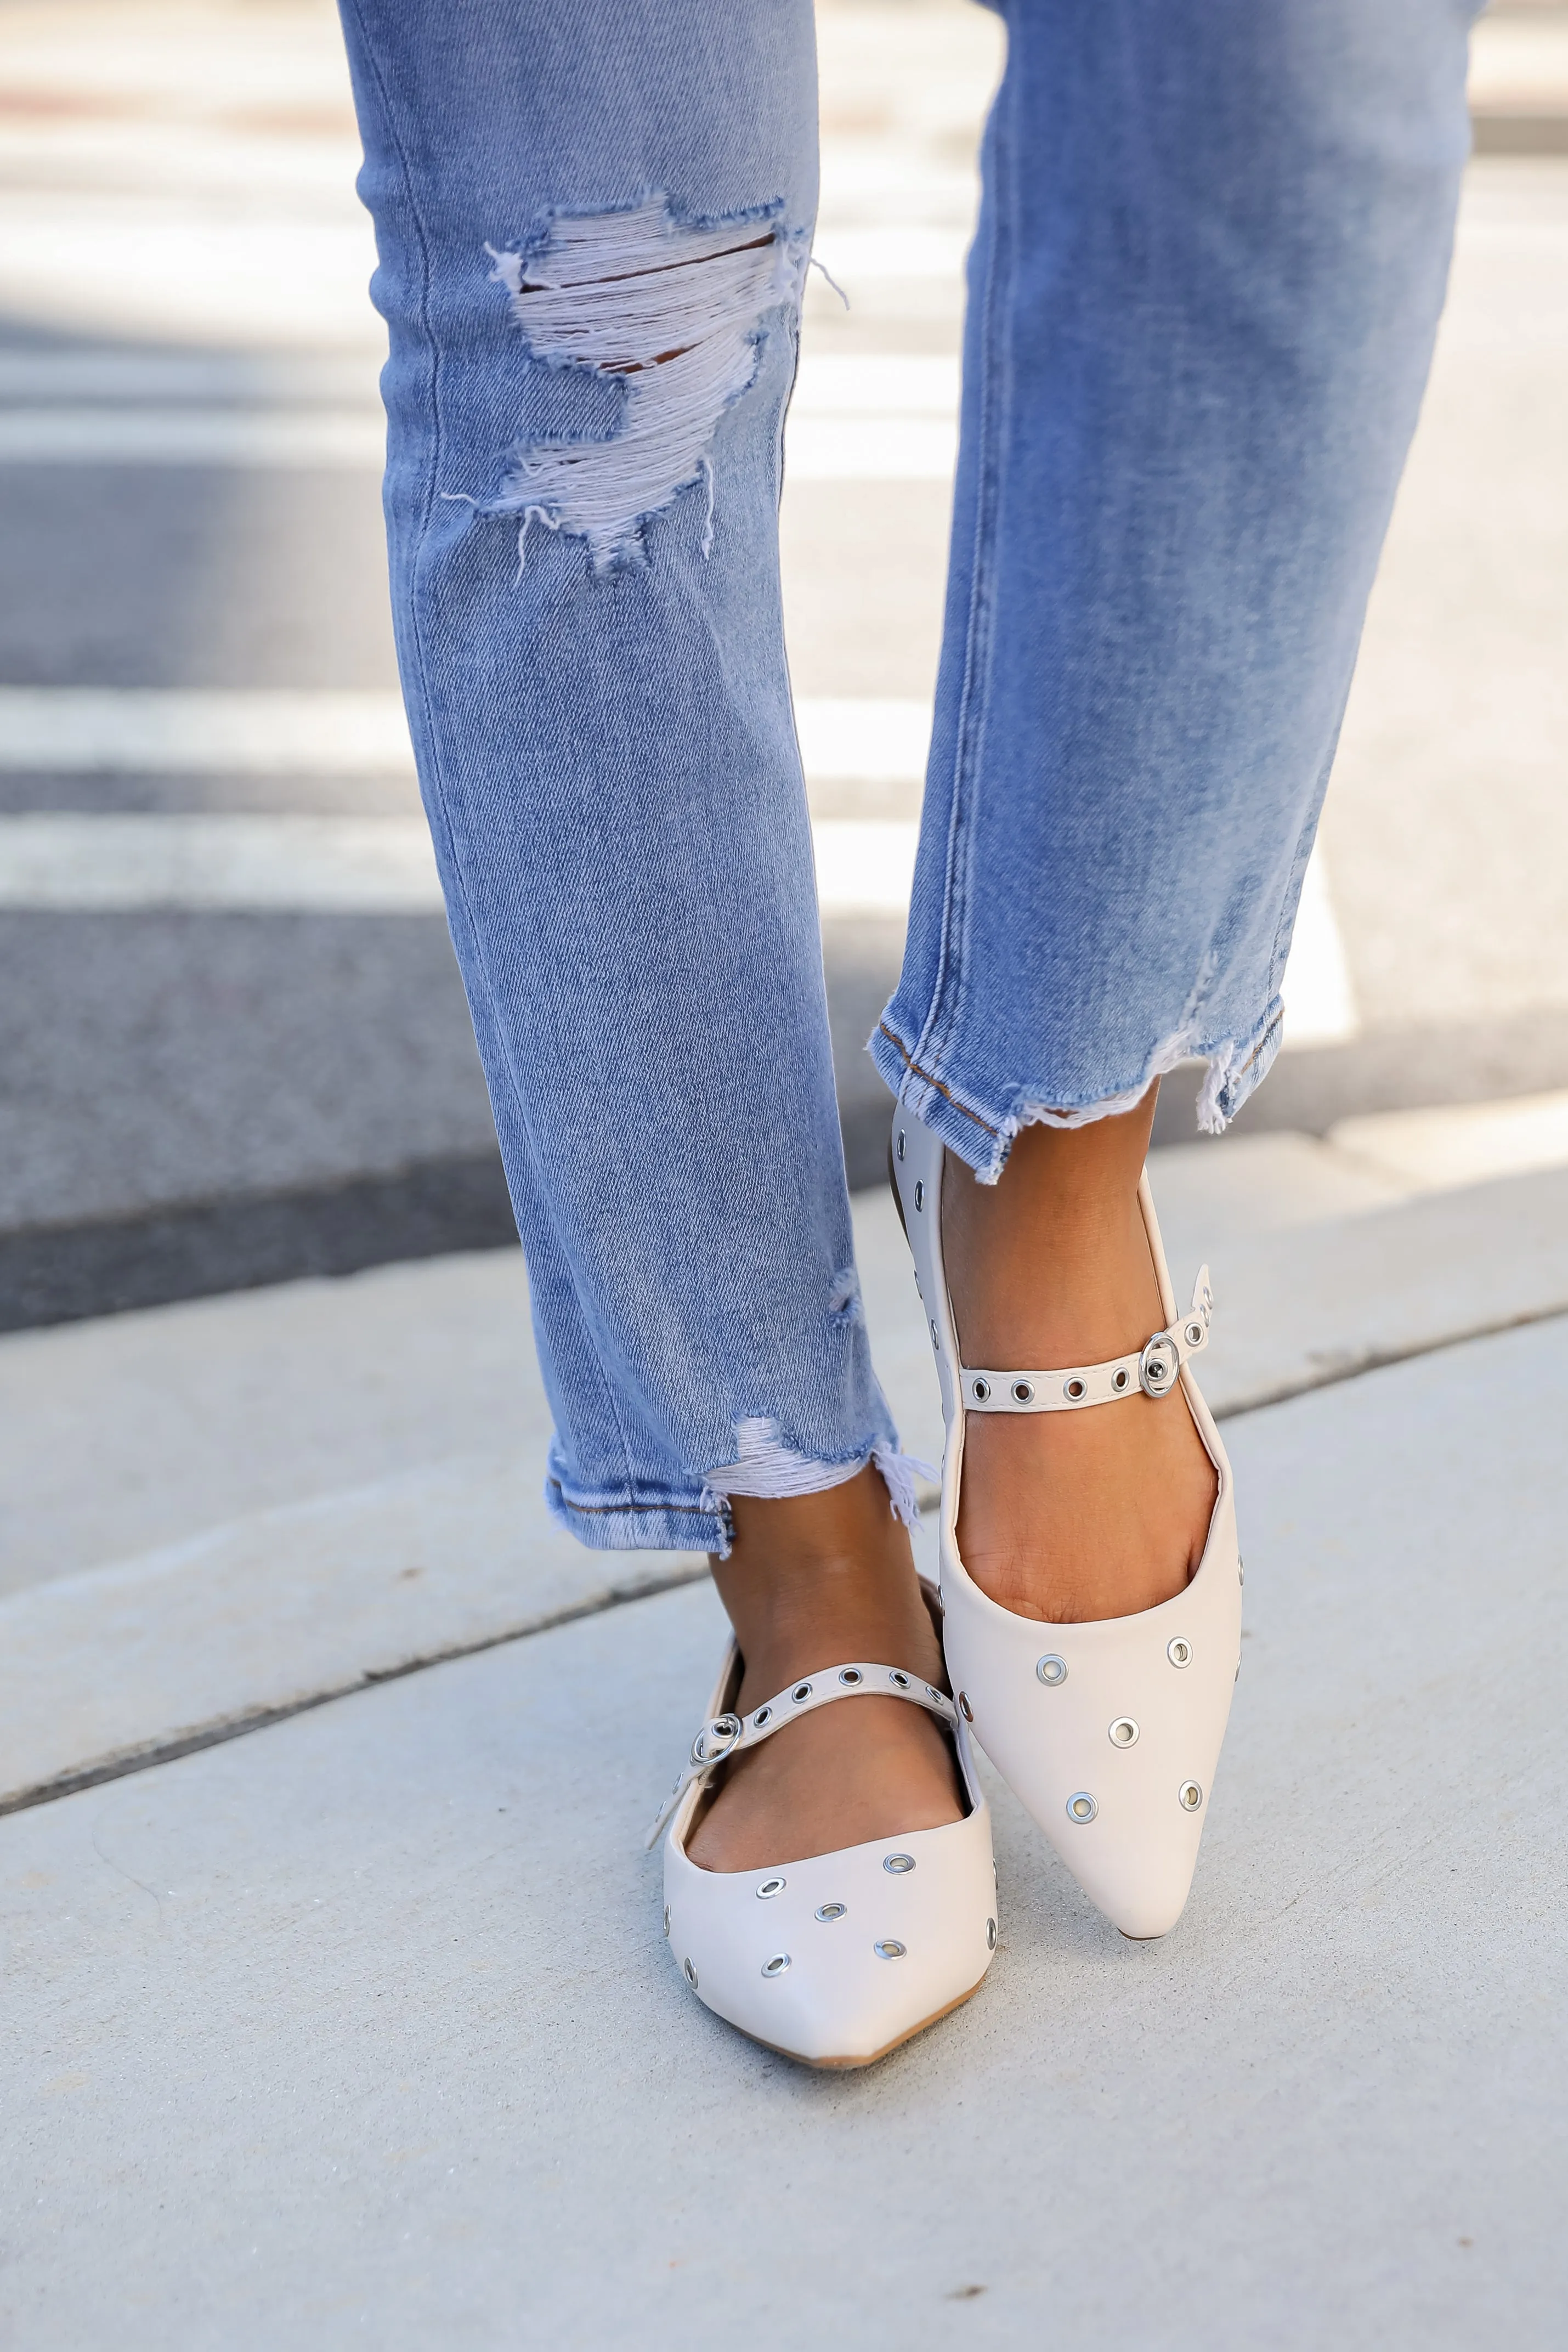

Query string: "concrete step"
[6, 1313, 1566, 2344]
[8, 1122, 1568, 1811]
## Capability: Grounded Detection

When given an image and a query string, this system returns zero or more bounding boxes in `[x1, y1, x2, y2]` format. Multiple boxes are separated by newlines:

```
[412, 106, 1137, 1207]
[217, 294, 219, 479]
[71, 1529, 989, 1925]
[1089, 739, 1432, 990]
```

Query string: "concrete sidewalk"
[7, 1307, 1567, 2347]
[5, 1105, 1568, 2343]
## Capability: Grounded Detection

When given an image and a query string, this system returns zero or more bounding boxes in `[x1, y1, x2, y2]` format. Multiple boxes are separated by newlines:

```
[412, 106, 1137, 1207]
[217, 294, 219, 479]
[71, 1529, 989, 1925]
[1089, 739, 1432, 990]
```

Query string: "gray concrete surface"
[9, 1133, 1568, 1814]
[7, 1314, 1567, 2347]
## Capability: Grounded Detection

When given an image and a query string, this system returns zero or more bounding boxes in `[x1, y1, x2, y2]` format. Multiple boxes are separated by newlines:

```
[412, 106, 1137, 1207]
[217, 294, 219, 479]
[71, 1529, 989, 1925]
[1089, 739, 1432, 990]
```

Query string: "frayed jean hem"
[870, 996, 1287, 1183]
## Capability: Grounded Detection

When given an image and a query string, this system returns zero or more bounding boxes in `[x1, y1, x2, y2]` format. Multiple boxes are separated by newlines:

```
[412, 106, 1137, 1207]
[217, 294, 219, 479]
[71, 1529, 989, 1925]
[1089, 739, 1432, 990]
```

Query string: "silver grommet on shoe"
[683, 1958, 699, 1987]
[761, 1953, 791, 1978]
[884, 1853, 915, 1875]
[792, 1682, 813, 1703]
[913, 1179, 925, 1210]
[874, 1940, 907, 1960]
[888, 1670, 911, 1689]
[897, 1128, 906, 1160]
[971, 1377, 990, 1403]
[1179, 1781, 1203, 1811]
[1109, 1717, 1139, 1748]
[1185, 1320, 1205, 1347]
[756, 1876, 786, 1899]
[1067, 1793, 1098, 1824]
[663, 1906, 671, 1938]
[1065, 1377, 1086, 1401]
[690, 1712, 741, 1765]
[815, 1902, 846, 1923]
[1012, 1380, 1034, 1403]
[986, 1918, 997, 1950]
[1036, 1654, 1068, 1687]
[754, 1705, 772, 1726]
[838, 1667, 864, 1686]
[1167, 1637, 1192, 1668]
[958, 1691, 973, 1721]
[1112, 1366, 1130, 1391]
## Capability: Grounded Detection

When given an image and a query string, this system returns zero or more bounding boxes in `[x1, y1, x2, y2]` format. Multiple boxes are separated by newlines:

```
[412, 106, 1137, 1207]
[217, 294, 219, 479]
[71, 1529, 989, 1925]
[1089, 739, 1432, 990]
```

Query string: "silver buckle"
[1139, 1332, 1180, 1396]
[689, 1712, 742, 1767]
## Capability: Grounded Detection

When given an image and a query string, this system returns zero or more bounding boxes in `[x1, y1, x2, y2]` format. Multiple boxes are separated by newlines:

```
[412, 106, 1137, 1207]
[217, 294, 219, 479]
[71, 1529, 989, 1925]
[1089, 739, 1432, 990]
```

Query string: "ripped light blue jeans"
[337, 0, 1475, 1556]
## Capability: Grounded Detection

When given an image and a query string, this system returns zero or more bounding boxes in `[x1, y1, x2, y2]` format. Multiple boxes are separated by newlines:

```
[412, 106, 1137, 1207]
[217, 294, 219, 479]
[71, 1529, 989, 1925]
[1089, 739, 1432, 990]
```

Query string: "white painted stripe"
[0, 404, 955, 480]
[814, 819, 919, 917]
[0, 815, 440, 912]
[0, 689, 932, 783]
[0, 809, 1361, 1041]
[0, 813, 915, 919]
[794, 698, 930, 783]
[791, 355, 959, 415]
[786, 415, 956, 480]
[0, 408, 386, 467]
[811, 229, 970, 281]
[0, 690, 417, 776]
[1280, 857, 1361, 1048]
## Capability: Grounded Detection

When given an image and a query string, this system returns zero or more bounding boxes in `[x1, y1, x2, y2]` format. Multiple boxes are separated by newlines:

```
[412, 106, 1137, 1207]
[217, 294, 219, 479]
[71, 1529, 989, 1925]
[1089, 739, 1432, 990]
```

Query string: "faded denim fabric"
[337, 0, 1474, 1555]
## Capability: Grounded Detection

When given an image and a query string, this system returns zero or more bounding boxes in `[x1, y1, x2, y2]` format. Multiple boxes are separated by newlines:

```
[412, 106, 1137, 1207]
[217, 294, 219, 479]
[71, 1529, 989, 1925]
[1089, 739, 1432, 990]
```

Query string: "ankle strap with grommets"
[646, 1663, 957, 1847]
[960, 1268, 1212, 1416]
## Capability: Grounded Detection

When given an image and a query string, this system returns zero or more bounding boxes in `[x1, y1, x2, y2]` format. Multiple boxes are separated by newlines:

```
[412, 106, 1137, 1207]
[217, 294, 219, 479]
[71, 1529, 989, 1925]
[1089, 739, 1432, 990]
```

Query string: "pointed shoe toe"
[940, 1520, 1241, 1941]
[664, 1812, 996, 2066]
[892, 1101, 1241, 1939]
[651, 1644, 998, 2067]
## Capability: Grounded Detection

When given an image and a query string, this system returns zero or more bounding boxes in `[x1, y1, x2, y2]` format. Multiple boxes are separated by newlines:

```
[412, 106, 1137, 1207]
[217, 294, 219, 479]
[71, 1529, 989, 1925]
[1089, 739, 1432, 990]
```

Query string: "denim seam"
[903, 49, 1016, 1098]
[875, 1021, 1000, 1137]
[548, 1480, 717, 1523]
[347, 14, 646, 1511]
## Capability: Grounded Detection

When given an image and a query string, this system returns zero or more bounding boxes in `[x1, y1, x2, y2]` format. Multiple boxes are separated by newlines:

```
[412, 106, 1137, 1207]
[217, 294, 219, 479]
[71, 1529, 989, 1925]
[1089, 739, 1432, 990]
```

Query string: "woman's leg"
[876, 0, 1479, 1618]
[336, 0, 956, 1862]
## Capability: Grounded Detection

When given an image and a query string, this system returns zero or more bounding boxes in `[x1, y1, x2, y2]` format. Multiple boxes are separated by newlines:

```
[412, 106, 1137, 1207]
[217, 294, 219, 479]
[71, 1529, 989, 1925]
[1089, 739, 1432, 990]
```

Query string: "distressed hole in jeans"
[484, 196, 802, 572]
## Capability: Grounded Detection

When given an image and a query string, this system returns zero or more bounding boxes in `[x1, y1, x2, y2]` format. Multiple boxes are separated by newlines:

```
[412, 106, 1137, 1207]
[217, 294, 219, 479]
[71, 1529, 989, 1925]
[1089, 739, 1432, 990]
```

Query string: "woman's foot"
[686, 1468, 965, 1875]
[941, 1085, 1218, 1625]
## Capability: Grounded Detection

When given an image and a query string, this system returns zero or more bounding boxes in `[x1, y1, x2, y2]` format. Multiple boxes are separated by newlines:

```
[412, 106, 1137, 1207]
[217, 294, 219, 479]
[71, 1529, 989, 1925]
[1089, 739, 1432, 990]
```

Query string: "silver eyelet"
[913, 1179, 925, 1210]
[1065, 1378, 1086, 1401]
[838, 1667, 864, 1686]
[1167, 1638, 1192, 1668]
[888, 1670, 911, 1689]
[1012, 1380, 1034, 1404]
[1067, 1792, 1098, 1824]
[1108, 1717, 1140, 1748]
[792, 1682, 813, 1703]
[690, 1712, 741, 1765]
[1238, 1558, 1246, 1586]
[1180, 1782, 1203, 1811]
[925, 1683, 944, 1704]
[815, 1902, 846, 1923]
[663, 1905, 671, 1938]
[884, 1853, 916, 1875]
[930, 1320, 941, 1350]
[874, 1940, 907, 1960]
[756, 1876, 786, 1899]
[897, 1129, 906, 1161]
[971, 1377, 991, 1403]
[986, 1918, 997, 1951]
[1036, 1653, 1067, 1687]
[683, 1958, 698, 1987]
[1185, 1320, 1205, 1346]
[957, 1691, 973, 1721]
[761, 1953, 791, 1978]
[1112, 1367, 1130, 1391]
[754, 1705, 771, 1726]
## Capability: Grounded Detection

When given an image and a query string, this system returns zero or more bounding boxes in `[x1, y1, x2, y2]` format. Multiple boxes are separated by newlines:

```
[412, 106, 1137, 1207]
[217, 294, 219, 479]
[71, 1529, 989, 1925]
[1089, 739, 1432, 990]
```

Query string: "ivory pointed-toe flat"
[891, 1104, 1241, 1942]
[649, 1639, 997, 2067]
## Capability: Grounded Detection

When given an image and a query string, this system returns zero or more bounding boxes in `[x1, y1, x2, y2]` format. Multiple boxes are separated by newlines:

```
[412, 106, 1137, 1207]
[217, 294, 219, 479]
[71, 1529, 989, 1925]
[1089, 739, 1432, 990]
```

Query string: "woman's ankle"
[711, 1468, 944, 1701]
